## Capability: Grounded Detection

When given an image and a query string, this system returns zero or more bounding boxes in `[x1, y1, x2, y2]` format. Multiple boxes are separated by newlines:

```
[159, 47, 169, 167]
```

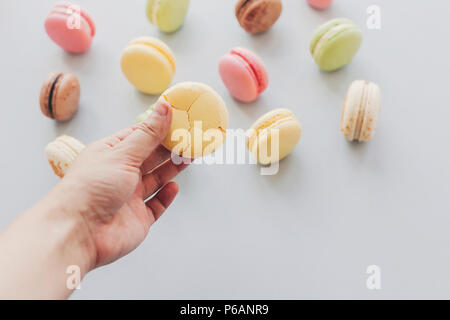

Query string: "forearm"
[0, 183, 95, 299]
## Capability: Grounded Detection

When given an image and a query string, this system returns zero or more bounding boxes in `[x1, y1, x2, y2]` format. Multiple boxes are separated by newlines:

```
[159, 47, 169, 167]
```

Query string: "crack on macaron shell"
[165, 92, 223, 156]
[162, 95, 195, 155]
[161, 84, 228, 158]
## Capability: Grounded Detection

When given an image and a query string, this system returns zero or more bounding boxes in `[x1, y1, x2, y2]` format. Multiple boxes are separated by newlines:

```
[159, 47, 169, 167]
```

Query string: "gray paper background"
[0, 0, 449, 299]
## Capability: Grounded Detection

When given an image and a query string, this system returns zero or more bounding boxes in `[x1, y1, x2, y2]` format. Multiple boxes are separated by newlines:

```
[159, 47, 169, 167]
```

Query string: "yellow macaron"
[247, 109, 302, 165]
[158, 82, 228, 159]
[121, 37, 176, 95]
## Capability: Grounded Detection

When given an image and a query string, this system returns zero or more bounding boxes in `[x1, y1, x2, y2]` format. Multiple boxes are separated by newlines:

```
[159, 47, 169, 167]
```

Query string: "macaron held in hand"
[235, 0, 282, 34]
[247, 109, 302, 165]
[121, 37, 176, 95]
[146, 0, 190, 33]
[158, 82, 229, 159]
[310, 18, 362, 72]
[44, 1, 96, 54]
[39, 72, 80, 121]
[341, 80, 381, 142]
[219, 47, 269, 103]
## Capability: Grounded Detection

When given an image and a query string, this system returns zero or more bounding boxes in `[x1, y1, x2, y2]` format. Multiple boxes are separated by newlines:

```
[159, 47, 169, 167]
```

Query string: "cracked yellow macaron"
[247, 109, 302, 165]
[157, 82, 228, 159]
[121, 37, 176, 95]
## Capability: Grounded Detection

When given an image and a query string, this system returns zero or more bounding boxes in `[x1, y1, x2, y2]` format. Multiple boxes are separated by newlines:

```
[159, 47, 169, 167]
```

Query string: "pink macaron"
[307, 0, 333, 10]
[45, 1, 96, 54]
[219, 47, 268, 103]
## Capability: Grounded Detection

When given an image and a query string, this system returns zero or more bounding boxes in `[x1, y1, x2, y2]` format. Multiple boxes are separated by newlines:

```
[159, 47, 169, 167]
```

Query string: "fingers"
[146, 182, 179, 222]
[101, 127, 135, 148]
[117, 101, 172, 167]
[142, 160, 189, 199]
[141, 146, 172, 175]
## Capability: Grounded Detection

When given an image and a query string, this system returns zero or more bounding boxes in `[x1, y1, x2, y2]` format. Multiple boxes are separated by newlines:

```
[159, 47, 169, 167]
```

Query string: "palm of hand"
[65, 138, 184, 268]
[88, 175, 152, 267]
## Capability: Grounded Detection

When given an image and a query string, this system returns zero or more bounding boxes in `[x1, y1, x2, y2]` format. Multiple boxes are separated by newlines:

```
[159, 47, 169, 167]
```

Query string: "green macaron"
[146, 0, 190, 33]
[310, 18, 362, 72]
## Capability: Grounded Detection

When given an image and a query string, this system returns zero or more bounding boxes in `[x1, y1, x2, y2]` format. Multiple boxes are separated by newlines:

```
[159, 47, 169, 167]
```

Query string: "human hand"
[58, 101, 188, 269]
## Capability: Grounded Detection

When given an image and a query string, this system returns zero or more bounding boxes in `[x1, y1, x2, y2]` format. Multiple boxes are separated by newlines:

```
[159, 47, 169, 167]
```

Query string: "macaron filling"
[48, 73, 63, 118]
[312, 23, 354, 57]
[150, 0, 161, 25]
[230, 50, 263, 92]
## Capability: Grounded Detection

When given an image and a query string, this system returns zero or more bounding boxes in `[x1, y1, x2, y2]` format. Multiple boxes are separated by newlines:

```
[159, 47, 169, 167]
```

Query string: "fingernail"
[154, 102, 168, 116]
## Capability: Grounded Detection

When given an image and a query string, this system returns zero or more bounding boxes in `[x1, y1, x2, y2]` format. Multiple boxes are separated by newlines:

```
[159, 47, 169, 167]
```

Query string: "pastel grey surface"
[0, 0, 449, 299]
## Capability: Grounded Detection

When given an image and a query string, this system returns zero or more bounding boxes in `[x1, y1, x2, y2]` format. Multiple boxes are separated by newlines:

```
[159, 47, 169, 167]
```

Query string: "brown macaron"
[39, 72, 80, 121]
[235, 0, 282, 34]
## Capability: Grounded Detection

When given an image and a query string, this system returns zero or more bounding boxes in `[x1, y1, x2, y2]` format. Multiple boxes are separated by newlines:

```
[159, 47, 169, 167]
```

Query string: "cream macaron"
[45, 135, 85, 178]
[247, 109, 302, 165]
[158, 82, 228, 159]
[341, 80, 381, 142]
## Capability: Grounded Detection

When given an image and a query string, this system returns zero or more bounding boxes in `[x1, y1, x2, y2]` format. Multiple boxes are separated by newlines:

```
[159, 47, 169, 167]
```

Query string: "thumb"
[120, 101, 172, 166]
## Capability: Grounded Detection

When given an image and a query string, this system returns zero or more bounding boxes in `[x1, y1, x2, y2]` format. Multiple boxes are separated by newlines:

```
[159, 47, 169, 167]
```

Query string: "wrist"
[38, 180, 98, 274]
[0, 182, 98, 299]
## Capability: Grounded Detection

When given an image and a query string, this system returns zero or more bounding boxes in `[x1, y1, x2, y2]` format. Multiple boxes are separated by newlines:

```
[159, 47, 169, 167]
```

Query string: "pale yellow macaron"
[158, 82, 228, 158]
[45, 135, 85, 178]
[121, 37, 176, 95]
[341, 80, 381, 142]
[247, 109, 302, 165]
